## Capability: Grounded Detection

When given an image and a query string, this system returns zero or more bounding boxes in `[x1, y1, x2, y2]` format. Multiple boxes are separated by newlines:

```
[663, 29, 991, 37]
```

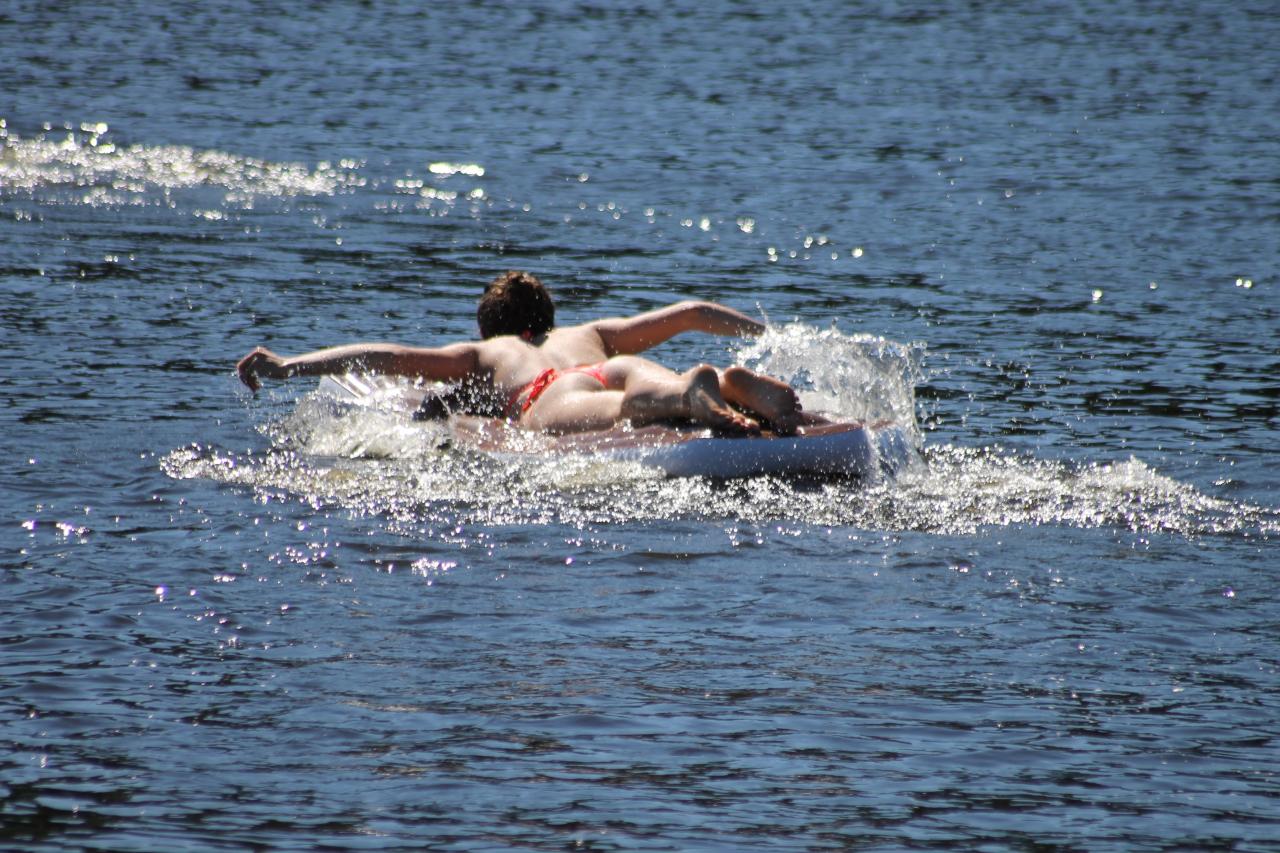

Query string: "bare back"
[237, 299, 764, 412]
[478, 300, 764, 387]
[472, 323, 612, 392]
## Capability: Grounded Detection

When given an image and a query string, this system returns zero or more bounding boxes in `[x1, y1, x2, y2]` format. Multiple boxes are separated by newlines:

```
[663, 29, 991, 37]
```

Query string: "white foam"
[162, 325, 1278, 538]
[736, 322, 925, 441]
[0, 124, 363, 204]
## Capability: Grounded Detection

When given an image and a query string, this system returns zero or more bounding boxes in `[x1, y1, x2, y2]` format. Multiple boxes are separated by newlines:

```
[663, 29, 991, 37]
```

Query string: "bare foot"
[721, 366, 808, 435]
[684, 366, 760, 434]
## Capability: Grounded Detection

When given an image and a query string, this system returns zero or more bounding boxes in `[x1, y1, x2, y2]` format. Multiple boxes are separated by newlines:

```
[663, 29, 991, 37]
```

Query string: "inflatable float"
[317, 374, 914, 479]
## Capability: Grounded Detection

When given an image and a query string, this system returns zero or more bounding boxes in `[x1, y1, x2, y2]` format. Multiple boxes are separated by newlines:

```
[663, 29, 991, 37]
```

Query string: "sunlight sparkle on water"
[428, 161, 485, 177]
[0, 126, 363, 201]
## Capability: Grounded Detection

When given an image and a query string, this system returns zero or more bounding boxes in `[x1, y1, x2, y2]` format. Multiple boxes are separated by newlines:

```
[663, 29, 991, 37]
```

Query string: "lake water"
[3, 1, 1279, 850]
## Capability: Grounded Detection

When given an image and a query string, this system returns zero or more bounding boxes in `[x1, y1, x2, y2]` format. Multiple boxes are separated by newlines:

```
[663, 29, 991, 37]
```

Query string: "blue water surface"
[3, 1, 1278, 850]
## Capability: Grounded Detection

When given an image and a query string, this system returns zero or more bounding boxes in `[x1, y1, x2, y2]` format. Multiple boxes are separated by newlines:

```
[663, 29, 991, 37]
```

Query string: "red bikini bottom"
[505, 362, 609, 419]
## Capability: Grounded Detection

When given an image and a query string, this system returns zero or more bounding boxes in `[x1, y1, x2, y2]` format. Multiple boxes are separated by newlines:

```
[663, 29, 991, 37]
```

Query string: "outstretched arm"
[590, 300, 766, 356]
[236, 342, 480, 392]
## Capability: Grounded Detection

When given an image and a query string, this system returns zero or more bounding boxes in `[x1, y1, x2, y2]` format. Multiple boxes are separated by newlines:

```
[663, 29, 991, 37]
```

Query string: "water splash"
[162, 434, 1279, 540]
[163, 324, 1277, 539]
[737, 322, 925, 442]
[267, 390, 450, 461]
[879, 445, 1280, 537]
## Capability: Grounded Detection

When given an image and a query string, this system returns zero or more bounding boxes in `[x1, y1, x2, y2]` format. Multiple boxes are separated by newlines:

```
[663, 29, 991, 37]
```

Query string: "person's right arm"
[590, 300, 766, 356]
[236, 342, 479, 392]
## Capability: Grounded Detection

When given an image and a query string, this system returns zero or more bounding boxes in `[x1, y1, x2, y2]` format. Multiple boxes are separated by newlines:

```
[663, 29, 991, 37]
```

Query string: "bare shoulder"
[471, 336, 525, 366]
[469, 336, 556, 385]
[539, 324, 611, 365]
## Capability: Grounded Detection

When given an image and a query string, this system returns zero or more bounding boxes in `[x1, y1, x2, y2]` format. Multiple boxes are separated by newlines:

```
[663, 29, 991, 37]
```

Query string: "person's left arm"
[236, 342, 480, 392]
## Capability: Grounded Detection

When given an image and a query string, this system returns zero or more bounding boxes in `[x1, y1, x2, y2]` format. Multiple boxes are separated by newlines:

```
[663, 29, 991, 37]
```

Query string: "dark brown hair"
[476, 270, 556, 339]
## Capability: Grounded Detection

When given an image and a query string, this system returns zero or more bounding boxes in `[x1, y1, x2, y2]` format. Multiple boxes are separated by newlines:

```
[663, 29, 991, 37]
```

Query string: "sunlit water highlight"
[1, 123, 364, 205]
